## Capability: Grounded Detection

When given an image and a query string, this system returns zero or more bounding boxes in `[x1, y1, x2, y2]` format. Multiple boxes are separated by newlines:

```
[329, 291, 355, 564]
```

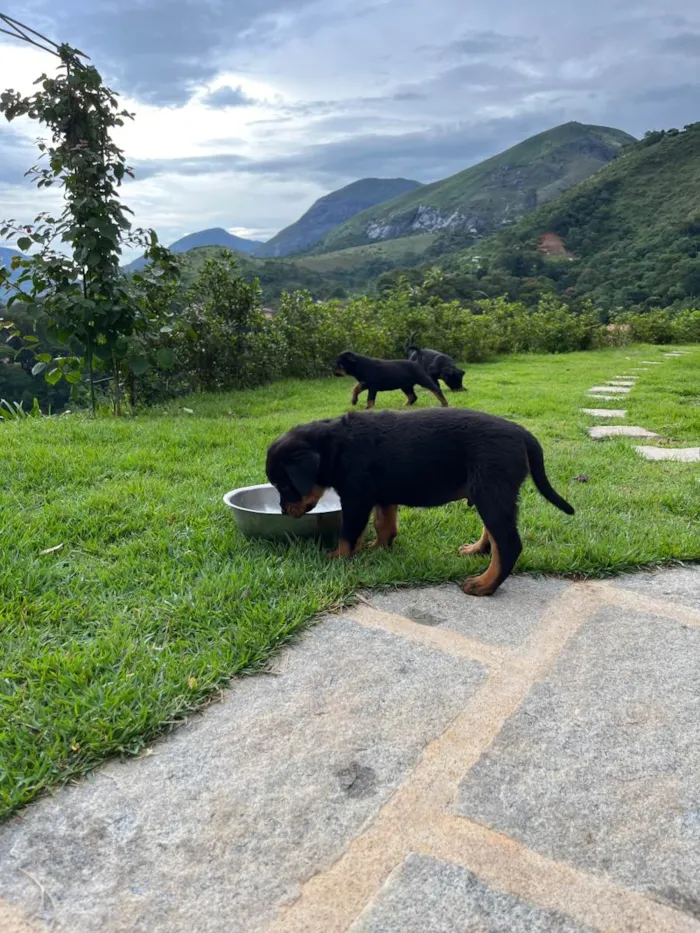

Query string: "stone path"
[588, 385, 631, 394]
[582, 349, 699, 459]
[637, 445, 700, 462]
[588, 425, 658, 439]
[1, 568, 700, 933]
[580, 408, 627, 418]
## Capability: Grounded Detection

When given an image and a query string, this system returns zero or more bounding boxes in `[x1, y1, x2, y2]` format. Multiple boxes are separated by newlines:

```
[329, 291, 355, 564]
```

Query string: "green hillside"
[294, 234, 437, 272]
[174, 235, 440, 304]
[455, 123, 700, 310]
[313, 122, 635, 253]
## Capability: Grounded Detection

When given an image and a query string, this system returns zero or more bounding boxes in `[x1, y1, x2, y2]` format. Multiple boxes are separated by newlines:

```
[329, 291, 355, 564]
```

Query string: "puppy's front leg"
[350, 382, 366, 406]
[328, 500, 372, 558]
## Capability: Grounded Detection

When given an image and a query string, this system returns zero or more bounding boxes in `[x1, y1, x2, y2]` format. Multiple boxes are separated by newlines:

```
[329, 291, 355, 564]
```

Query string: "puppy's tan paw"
[461, 576, 496, 597]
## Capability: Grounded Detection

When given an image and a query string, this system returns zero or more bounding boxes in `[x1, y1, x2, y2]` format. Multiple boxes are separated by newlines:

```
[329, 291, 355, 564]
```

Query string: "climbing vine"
[0, 14, 177, 413]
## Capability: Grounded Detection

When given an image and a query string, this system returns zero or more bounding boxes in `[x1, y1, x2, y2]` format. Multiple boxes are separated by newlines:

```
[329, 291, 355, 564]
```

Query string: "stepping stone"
[588, 385, 630, 394]
[663, 352, 682, 357]
[589, 426, 659, 439]
[580, 408, 627, 418]
[607, 381, 635, 387]
[614, 375, 636, 379]
[586, 394, 620, 401]
[636, 446, 700, 462]
[641, 361, 663, 364]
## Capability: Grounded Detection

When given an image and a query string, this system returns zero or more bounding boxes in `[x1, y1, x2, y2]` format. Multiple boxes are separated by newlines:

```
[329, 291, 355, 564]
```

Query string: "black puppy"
[334, 350, 448, 409]
[266, 407, 574, 597]
[406, 341, 465, 392]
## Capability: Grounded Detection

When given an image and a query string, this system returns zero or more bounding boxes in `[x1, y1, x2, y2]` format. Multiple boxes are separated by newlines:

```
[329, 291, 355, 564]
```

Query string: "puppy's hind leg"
[369, 505, 399, 549]
[403, 387, 418, 406]
[459, 524, 491, 556]
[366, 388, 377, 410]
[461, 495, 522, 596]
[419, 374, 448, 407]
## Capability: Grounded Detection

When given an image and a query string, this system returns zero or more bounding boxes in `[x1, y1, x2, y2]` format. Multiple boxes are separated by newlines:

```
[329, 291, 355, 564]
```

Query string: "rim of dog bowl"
[223, 483, 275, 514]
[223, 484, 341, 515]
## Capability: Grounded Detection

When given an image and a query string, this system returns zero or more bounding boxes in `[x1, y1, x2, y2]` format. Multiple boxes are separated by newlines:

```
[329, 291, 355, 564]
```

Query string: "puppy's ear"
[286, 450, 321, 497]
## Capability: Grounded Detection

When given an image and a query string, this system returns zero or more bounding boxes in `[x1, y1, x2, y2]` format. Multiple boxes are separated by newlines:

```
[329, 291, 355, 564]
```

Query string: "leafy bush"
[618, 307, 700, 344]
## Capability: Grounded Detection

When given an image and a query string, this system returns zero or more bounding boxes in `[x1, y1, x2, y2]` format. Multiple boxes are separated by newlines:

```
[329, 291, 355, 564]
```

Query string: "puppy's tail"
[524, 434, 575, 515]
[405, 331, 420, 355]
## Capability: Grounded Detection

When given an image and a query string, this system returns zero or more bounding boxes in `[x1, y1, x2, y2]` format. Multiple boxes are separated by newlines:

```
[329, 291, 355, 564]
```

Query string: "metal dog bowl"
[223, 483, 342, 541]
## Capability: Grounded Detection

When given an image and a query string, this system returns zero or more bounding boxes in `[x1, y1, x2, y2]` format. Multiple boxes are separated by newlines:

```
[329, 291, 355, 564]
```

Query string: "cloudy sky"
[1, 0, 699, 253]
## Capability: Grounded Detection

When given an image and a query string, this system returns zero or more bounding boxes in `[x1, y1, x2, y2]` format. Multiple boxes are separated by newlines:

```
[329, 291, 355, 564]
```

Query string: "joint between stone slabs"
[0, 898, 40, 933]
[344, 602, 512, 670]
[421, 814, 700, 933]
[585, 580, 700, 627]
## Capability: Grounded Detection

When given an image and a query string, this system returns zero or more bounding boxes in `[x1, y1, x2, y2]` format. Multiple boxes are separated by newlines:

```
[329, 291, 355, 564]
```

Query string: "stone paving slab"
[0, 619, 485, 933]
[348, 854, 596, 933]
[585, 394, 619, 401]
[641, 360, 663, 364]
[636, 446, 700, 462]
[589, 425, 658, 439]
[455, 607, 700, 917]
[362, 576, 569, 646]
[580, 408, 627, 418]
[607, 565, 699, 610]
[607, 380, 635, 387]
[588, 385, 630, 394]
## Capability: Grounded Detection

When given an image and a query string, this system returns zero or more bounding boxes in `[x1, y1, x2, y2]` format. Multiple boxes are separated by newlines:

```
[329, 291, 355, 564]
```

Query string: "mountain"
[312, 123, 636, 254]
[253, 178, 422, 258]
[124, 227, 264, 273]
[0, 246, 27, 296]
[451, 122, 700, 310]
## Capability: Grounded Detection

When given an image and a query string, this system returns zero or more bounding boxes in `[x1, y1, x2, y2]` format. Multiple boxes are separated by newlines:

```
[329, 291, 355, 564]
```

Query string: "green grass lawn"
[1, 345, 699, 817]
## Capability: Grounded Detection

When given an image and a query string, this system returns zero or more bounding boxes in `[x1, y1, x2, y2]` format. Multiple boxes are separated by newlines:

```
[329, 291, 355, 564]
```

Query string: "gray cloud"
[0, 125, 37, 187]
[3, 0, 316, 105]
[203, 85, 257, 108]
[658, 32, 700, 56]
[439, 31, 535, 57]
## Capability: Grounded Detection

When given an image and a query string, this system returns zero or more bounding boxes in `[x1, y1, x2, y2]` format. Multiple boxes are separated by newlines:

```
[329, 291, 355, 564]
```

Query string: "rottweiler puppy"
[265, 408, 574, 597]
[334, 350, 448, 409]
[406, 342, 466, 392]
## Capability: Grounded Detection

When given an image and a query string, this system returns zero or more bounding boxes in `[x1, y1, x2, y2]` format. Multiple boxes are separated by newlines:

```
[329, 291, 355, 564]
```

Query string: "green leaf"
[128, 356, 151, 375]
[17, 237, 31, 252]
[65, 371, 83, 384]
[36, 353, 52, 363]
[155, 347, 175, 370]
[31, 361, 47, 376]
[45, 368, 62, 385]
